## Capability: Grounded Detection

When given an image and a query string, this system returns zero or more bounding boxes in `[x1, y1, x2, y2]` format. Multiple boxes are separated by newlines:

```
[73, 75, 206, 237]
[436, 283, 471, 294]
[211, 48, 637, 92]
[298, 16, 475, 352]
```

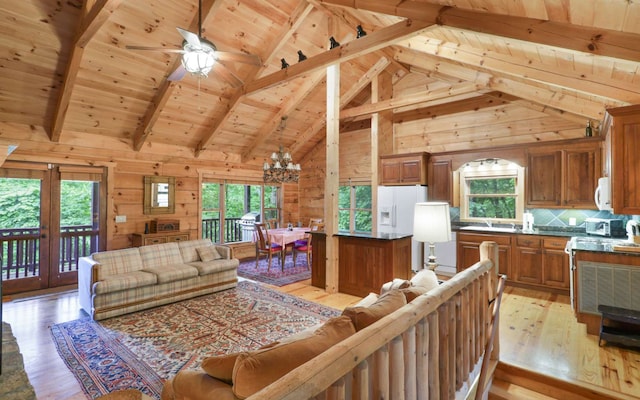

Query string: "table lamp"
[413, 202, 452, 270]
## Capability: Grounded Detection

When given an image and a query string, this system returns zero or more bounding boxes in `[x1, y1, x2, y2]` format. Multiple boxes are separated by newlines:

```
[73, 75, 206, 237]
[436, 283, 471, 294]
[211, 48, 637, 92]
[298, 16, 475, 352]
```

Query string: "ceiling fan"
[126, 0, 261, 88]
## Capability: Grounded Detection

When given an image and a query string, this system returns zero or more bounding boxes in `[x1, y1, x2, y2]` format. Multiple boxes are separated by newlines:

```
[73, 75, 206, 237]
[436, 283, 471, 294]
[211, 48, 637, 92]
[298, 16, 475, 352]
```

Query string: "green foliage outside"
[338, 185, 372, 232]
[468, 177, 516, 219]
[0, 178, 94, 229]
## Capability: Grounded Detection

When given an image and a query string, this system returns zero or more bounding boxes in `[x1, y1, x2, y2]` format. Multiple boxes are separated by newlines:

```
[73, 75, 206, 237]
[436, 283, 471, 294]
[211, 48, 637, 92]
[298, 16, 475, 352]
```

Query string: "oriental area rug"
[237, 253, 311, 286]
[50, 281, 339, 399]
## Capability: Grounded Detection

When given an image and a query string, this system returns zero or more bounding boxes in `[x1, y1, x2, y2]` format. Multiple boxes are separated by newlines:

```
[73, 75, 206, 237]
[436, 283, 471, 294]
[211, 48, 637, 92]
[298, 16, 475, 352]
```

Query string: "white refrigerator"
[377, 185, 428, 271]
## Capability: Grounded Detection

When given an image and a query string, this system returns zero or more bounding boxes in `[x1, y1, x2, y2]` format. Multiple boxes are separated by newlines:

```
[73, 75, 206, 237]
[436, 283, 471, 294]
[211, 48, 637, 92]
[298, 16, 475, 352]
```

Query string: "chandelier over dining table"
[263, 116, 301, 183]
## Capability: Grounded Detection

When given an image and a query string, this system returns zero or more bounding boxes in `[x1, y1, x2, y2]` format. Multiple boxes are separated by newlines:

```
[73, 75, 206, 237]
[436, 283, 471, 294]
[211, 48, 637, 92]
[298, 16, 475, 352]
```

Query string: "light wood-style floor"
[2, 280, 639, 399]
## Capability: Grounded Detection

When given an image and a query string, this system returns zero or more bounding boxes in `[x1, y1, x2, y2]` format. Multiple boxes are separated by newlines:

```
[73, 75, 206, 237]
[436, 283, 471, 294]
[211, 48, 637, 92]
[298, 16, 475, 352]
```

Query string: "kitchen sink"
[459, 226, 517, 233]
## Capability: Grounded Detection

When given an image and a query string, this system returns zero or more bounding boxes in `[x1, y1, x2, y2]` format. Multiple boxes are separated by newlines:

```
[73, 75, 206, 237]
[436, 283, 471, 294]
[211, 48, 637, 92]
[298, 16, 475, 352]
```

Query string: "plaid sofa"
[78, 239, 239, 320]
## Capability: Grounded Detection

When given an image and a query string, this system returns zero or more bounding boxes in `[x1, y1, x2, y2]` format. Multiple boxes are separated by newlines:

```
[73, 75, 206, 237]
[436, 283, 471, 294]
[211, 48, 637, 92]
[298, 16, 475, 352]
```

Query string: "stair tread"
[490, 378, 557, 400]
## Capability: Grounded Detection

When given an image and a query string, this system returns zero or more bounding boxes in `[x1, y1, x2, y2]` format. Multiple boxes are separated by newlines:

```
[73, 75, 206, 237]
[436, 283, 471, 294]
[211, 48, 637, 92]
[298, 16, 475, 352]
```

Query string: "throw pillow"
[410, 269, 439, 292]
[231, 315, 356, 399]
[400, 286, 428, 303]
[201, 353, 239, 384]
[341, 289, 407, 331]
[353, 292, 379, 308]
[380, 278, 411, 295]
[196, 245, 222, 262]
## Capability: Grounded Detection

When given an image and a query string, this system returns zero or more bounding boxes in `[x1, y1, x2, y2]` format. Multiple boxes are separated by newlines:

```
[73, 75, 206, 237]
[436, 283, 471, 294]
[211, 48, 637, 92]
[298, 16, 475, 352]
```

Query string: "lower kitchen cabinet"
[457, 232, 569, 293]
[456, 232, 511, 277]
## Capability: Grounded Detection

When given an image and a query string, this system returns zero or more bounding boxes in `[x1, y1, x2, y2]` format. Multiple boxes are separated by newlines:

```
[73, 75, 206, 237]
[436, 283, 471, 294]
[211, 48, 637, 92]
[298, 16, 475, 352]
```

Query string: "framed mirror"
[143, 176, 175, 215]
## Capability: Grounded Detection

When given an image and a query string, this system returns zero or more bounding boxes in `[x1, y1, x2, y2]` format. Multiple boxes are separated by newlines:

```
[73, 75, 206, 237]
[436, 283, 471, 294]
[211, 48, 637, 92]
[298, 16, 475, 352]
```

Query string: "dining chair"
[254, 223, 284, 271]
[266, 218, 278, 229]
[308, 218, 323, 227]
[293, 223, 323, 269]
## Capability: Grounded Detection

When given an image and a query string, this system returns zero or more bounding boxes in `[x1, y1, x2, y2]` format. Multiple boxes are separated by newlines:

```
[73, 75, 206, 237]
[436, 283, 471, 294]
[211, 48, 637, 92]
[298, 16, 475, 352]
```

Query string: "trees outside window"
[338, 184, 372, 233]
[459, 160, 524, 223]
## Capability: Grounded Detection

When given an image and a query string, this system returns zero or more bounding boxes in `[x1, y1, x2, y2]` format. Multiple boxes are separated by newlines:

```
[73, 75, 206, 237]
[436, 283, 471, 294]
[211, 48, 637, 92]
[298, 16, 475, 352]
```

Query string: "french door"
[0, 163, 106, 295]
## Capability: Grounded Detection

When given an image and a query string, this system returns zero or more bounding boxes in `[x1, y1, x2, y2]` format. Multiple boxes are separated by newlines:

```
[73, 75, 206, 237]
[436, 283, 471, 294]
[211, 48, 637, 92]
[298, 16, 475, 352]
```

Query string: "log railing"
[249, 241, 500, 400]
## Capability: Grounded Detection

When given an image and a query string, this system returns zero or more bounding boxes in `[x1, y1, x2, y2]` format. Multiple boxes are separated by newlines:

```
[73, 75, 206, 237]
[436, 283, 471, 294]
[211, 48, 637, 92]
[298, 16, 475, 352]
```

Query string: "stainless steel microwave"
[585, 218, 624, 237]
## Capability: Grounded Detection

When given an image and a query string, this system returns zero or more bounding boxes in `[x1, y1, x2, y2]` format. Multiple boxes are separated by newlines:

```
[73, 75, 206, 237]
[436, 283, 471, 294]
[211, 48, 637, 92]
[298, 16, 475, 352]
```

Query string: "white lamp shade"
[413, 202, 451, 243]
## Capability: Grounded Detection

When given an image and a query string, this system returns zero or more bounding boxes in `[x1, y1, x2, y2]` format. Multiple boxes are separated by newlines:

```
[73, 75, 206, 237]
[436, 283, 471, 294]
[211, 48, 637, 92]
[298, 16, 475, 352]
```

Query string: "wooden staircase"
[489, 362, 637, 400]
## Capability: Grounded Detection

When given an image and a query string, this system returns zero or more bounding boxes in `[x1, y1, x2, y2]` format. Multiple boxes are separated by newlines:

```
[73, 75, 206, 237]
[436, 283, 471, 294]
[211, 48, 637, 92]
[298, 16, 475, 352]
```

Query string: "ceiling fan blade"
[177, 27, 201, 47]
[168, 64, 187, 81]
[212, 62, 243, 88]
[215, 51, 261, 66]
[126, 45, 185, 53]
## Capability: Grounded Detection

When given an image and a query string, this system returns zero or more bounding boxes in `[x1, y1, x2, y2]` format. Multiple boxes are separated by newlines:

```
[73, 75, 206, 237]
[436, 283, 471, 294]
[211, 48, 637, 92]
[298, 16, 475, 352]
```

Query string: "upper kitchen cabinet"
[380, 152, 428, 185]
[428, 158, 453, 203]
[602, 105, 640, 215]
[526, 139, 602, 209]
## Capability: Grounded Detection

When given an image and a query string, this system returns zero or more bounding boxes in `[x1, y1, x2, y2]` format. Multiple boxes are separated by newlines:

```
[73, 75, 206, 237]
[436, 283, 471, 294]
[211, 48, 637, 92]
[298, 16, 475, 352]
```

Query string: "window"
[338, 184, 372, 233]
[201, 181, 280, 243]
[459, 159, 524, 223]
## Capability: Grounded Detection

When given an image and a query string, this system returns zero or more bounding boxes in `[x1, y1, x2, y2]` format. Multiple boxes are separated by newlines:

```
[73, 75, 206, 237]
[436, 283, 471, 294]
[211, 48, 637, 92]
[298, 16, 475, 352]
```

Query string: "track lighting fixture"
[297, 50, 307, 62]
[356, 25, 367, 38]
[329, 36, 340, 49]
[281, 58, 289, 69]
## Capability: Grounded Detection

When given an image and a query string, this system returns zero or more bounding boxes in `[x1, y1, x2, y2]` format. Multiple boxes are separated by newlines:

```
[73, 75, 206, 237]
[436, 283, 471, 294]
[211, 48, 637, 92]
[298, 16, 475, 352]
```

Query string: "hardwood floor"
[2, 280, 639, 399]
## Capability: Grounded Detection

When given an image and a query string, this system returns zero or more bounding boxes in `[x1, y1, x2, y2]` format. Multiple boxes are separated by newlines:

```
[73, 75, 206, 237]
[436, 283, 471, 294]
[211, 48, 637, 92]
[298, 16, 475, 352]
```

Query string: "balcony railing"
[0, 225, 98, 281]
[202, 217, 253, 243]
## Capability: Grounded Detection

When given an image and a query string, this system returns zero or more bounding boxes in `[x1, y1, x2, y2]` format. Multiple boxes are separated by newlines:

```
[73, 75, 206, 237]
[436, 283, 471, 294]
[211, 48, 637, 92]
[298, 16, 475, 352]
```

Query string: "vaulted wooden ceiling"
[1, 0, 639, 165]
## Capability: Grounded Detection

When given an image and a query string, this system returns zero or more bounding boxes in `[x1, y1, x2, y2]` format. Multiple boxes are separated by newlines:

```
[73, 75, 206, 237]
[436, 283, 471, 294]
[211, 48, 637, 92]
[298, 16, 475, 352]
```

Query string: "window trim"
[459, 163, 524, 224]
[338, 184, 372, 233]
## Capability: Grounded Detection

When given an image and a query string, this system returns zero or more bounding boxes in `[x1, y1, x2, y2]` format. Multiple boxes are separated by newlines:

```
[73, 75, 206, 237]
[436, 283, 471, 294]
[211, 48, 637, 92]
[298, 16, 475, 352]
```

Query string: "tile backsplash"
[450, 207, 638, 229]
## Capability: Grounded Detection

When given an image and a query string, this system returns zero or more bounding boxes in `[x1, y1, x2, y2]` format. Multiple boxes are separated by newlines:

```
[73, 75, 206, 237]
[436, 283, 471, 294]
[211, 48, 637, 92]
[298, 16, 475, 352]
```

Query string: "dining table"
[267, 227, 308, 247]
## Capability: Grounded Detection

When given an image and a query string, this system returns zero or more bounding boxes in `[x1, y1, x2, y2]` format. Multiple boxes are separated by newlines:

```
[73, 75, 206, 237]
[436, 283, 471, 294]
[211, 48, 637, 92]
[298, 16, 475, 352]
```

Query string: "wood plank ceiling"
[1, 0, 640, 165]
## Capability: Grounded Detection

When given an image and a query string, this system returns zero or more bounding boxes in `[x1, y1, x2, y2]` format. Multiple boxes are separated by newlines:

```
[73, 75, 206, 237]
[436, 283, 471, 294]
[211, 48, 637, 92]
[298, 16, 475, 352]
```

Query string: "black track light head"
[356, 25, 367, 38]
[329, 36, 340, 49]
[297, 50, 307, 62]
[281, 58, 289, 69]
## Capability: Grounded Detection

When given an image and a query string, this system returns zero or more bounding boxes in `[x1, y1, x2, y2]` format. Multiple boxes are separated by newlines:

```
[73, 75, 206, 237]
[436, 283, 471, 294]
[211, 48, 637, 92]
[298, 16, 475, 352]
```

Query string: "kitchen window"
[459, 159, 524, 223]
[339, 184, 372, 233]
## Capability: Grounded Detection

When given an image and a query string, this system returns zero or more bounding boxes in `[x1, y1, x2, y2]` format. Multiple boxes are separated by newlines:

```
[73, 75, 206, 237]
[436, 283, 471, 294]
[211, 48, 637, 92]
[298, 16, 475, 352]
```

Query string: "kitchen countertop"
[453, 225, 586, 238]
[334, 231, 413, 240]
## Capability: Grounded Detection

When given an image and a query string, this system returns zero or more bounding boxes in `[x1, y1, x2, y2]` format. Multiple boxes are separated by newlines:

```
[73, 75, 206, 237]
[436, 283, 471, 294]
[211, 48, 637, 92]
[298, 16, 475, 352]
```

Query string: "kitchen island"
[310, 231, 413, 297]
[571, 243, 640, 335]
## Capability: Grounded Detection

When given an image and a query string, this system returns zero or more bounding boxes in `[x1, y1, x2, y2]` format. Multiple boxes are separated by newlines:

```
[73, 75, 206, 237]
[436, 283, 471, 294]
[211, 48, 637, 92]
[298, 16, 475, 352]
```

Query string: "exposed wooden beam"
[194, 2, 315, 157]
[50, 0, 125, 142]
[132, 0, 222, 151]
[291, 56, 391, 156]
[242, 18, 433, 95]
[340, 80, 486, 120]
[402, 36, 640, 104]
[241, 69, 327, 163]
[394, 45, 624, 119]
[319, 0, 640, 63]
[393, 91, 515, 123]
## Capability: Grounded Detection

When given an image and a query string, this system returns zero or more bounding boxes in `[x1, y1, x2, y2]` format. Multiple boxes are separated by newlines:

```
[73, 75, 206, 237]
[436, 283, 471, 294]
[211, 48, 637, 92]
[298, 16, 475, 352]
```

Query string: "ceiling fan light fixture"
[181, 43, 216, 77]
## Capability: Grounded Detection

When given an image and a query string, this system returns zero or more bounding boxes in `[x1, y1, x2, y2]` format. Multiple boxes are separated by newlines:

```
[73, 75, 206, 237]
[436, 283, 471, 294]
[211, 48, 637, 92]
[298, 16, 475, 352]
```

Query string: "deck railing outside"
[202, 217, 251, 243]
[2, 219, 249, 280]
[0, 225, 98, 280]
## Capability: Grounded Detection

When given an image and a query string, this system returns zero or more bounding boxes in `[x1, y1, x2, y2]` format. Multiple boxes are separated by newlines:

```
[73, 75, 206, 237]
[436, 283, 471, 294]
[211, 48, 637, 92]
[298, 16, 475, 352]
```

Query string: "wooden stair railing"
[248, 241, 501, 400]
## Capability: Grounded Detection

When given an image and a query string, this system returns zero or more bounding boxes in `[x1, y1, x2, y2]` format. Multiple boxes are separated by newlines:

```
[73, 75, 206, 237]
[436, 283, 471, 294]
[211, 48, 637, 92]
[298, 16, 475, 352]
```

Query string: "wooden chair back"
[254, 223, 272, 250]
[266, 219, 278, 229]
[308, 218, 323, 228]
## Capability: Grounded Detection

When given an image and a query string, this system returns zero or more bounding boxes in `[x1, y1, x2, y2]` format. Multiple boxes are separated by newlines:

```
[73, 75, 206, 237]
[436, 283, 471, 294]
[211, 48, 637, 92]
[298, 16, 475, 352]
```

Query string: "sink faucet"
[483, 219, 493, 228]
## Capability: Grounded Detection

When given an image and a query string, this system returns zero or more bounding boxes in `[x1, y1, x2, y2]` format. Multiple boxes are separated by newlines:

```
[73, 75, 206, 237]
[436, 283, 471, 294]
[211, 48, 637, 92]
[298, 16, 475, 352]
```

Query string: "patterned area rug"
[1, 322, 37, 400]
[50, 281, 338, 399]
[237, 253, 311, 286]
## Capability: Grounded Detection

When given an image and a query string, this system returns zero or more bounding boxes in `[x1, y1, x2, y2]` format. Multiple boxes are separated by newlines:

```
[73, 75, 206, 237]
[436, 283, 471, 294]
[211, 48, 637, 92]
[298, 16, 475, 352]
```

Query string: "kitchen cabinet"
[456, 232, 510, 277]
[512, 235, 569, 291]
[526, 140, 601, 209]
[380, 152, 427, 185]
[513, 236, 543, 284]
[602, 104, 640, 214]
[428, 158, 452, 203]
[132, 231, 190, 246]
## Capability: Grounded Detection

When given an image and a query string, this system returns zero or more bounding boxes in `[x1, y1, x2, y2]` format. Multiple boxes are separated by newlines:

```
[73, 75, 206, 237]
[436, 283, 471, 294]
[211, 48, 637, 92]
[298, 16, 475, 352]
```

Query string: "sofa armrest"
[78, 256, 100, 317]
[214, 245, 232, 259]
